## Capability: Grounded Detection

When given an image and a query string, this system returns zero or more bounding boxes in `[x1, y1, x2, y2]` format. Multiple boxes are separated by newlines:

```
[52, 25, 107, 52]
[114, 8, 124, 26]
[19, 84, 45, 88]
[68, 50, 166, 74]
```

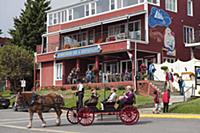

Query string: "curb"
[140, 114, 200, 120]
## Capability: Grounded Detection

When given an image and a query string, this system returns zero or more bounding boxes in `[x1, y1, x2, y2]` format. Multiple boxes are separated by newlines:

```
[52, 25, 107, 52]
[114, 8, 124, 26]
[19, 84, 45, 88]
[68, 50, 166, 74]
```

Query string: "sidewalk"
[139, 108, 200, 120]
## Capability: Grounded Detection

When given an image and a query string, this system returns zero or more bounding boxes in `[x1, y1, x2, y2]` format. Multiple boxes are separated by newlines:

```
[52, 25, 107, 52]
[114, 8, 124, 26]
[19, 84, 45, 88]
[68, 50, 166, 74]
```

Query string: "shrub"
[70, 86, 77, 91]
[84, 85, 91, 90]
[117, 85, 125, 90]
[161, 66, 168, 71]
[104, 86, 111, 90]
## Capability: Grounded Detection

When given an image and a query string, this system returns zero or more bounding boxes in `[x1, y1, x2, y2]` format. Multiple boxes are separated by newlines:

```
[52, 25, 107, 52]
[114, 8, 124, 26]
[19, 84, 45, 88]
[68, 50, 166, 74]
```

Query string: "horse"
[15, 91, 64, 128]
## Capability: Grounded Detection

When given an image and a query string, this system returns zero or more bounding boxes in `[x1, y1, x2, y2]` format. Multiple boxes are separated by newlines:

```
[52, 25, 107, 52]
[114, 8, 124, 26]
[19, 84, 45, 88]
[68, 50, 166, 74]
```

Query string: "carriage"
[66, 100, 140, 126]
[15, 91, 139, 128]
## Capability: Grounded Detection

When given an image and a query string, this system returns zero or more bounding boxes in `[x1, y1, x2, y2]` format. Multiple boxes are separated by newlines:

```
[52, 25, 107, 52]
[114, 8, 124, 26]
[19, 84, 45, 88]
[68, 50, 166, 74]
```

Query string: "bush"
[84, 85, 91, 90]
[70, 86, 77, 91]
[104, 86, 111, 90]
[161, 66, 168, 71]
[117, 85, 125, 90]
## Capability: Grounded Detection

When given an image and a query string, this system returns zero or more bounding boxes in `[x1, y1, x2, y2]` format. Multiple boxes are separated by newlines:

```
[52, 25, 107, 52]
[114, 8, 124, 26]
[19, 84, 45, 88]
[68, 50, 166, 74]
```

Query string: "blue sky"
[0, 0, 79, 37]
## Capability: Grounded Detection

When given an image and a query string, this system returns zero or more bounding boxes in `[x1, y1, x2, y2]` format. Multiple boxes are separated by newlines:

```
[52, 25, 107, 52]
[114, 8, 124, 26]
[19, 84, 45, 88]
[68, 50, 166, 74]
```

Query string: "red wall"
[148, 0, 200, 61]
[48, 35, 60, 52]
[41, 62, 54, 87]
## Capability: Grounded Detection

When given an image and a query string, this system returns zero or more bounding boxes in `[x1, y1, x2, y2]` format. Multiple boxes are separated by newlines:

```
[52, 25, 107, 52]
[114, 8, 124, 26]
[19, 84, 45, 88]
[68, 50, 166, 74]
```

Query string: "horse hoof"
[42, 123, 46, 127]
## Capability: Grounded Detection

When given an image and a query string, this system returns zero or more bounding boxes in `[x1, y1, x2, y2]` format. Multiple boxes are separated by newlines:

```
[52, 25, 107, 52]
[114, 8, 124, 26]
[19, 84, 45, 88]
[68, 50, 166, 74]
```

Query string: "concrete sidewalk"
[139, 108, 200, 120]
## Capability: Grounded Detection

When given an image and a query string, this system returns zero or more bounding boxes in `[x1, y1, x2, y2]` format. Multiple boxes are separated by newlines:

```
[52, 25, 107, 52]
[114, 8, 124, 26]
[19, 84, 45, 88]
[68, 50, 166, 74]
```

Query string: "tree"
[9, 0, 51, 51]
[0, 29, 2, 35]
[0, 45, 33, 91]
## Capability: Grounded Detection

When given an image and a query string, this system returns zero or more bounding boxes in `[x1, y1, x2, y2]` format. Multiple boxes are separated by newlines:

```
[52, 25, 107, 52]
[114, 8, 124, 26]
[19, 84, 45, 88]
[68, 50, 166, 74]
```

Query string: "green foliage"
[70, 86, 77, 91]
[9, 0, 51, 51]
[84, 85, 91, 90]
[0, 45, 33, 91]
[161, 66, 168, 71]
[0, 29, 2, 35]
[170, 98, 200, 114]
[117, 85, 125, 90]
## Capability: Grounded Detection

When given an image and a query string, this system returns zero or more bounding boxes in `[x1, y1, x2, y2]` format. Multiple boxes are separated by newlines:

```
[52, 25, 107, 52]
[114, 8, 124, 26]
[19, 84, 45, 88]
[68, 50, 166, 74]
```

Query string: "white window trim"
[183, 25, 194, 44]
[90, 2, 96, 15]
[55, 63, 63, 81]
[68, 8, 73, 21]
[85, 4, 90, 17]
[147, 0, 160, 6]
[165, 0, 178, 13]
[187, 0, 193, 16]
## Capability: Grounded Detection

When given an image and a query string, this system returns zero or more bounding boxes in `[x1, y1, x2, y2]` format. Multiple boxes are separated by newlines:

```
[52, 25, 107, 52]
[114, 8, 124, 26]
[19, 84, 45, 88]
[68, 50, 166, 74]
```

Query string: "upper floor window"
[183, 26, 194, 43]
[165, 0, 177, 12]
[148, 0, 159, 5]
[91, 2, 96, 15]
[187, 0, 193, 16]
[53, 13, 57, 24]
[129, 20, 141, 40]
[49, 14, 53, 26]
[117, 0, 123, 9]
[55, 63, 62, 80]
[68, 9, 73, 21]
[61, 10, 67, 23]
[85, 4, 90, 16]
[110, 0, 116, 10]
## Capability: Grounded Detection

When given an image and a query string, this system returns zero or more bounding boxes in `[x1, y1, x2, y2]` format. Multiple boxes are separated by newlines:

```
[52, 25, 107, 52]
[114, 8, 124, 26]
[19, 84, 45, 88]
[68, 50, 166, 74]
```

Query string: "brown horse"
[15, 92, 64, 128]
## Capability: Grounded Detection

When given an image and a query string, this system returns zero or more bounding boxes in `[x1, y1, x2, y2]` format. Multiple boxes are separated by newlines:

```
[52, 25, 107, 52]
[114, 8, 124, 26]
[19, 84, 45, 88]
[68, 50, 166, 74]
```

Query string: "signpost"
[21, 79, 26, 92]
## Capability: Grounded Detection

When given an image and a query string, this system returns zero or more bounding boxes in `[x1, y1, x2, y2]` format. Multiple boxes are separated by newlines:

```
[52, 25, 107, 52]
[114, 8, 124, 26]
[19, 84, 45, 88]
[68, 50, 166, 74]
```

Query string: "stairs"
[149, 80, 166, 92]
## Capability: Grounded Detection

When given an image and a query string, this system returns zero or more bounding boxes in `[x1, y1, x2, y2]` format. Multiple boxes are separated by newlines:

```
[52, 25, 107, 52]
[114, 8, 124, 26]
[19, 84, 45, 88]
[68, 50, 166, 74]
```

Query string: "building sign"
[195, 66, 200, 86]
[149, 7, 171, 28]
[55, 45, 101, 59]
[149, 7, 175, 56]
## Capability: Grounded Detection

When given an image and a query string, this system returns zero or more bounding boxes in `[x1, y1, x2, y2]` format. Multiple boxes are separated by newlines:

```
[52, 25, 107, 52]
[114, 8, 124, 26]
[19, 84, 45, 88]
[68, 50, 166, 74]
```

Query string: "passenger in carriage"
[101, 87, 117, 110]
[84, 89, 99, 107]
[117, 85, 136, 109]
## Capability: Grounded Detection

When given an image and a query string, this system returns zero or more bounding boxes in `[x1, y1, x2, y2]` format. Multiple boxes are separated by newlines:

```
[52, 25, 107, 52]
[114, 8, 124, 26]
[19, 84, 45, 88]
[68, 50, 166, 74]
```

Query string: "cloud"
[149, 7, 171, 28]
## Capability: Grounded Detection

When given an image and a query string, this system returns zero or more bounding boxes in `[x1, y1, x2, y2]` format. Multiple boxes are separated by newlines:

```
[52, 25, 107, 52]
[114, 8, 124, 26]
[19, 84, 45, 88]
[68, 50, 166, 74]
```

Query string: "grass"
[38, 89, 154, 108]
[169, 98, 200, 114]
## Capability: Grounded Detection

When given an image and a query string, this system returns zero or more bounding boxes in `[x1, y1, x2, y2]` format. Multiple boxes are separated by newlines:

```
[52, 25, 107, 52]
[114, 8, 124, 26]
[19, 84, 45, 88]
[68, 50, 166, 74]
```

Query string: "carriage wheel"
[78, 107, 94, 126]
[119, 105, 139, 125]
[66, 108, 78, 124]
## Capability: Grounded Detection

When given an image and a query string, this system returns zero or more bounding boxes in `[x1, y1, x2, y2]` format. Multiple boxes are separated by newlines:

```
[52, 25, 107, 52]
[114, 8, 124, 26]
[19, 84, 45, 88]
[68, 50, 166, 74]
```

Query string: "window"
[110, 0, 115, 10]
[183, 26, 194, 43]
[117, 0, 123, 8]
[58, 12, 61, 23]
[148, 0, 159, 5]
[53, 13, 57, 24]
[163, 58, 176, 63]
[129, 20, 141, 40]
[55, 63, 62, 80]
[48, 14, 53, 26]
[165, 0, 177, 12]
[85, 4, 89, 16]
[108, 23, 125, 36]
[68, 9, 73, 21]
[91, 3, 96, 15]
[187, 0, 193, 16]
[61, 10, 67, 22]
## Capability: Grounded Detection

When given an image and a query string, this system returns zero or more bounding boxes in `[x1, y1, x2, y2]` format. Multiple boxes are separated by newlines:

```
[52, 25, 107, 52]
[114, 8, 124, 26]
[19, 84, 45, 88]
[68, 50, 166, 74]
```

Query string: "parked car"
[0, 96, 10, 109]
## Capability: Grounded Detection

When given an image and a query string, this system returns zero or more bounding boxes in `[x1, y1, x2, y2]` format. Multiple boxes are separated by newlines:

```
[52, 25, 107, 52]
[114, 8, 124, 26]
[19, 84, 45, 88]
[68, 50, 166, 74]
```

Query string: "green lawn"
[38, 89, 154, 108]
[169, 98, 200, 114]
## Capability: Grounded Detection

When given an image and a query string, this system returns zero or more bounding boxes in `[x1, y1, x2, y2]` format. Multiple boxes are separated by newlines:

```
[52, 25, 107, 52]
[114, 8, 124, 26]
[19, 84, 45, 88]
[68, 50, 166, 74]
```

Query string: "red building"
[35, 0, 200, 89]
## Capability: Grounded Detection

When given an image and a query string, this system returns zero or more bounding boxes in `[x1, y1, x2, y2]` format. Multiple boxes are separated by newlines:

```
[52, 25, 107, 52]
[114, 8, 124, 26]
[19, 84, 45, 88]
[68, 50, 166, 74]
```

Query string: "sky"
[0, 0, 79, 38]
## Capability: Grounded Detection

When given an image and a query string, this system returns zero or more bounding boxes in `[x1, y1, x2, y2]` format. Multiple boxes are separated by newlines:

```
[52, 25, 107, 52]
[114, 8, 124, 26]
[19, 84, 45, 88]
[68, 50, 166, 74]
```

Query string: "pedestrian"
[152, 90, 161, 114]
[165, 70, 174, 92]
[178, 76, 185, 95]
[148, 62, 156, 80]
[162, 89, 170, 113]
[76, 80, 84, 110]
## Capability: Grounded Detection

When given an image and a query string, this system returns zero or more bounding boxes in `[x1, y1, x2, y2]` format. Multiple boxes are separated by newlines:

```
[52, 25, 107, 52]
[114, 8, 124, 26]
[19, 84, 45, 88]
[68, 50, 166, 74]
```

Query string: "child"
[162, 89, 170, 113]
[153, 90, 161, 114]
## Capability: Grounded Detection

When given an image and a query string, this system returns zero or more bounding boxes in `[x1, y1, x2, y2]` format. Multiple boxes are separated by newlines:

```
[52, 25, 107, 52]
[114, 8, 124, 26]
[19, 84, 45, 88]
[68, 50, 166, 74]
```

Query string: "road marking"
[0, 116, 56, 122]
[141, 114, 200, 119]
[0, 124, 79, 133]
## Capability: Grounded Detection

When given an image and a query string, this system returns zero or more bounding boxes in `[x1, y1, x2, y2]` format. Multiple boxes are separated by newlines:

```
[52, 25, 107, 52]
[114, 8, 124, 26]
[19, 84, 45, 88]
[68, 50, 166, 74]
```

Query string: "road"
[0, 109, 200, 133]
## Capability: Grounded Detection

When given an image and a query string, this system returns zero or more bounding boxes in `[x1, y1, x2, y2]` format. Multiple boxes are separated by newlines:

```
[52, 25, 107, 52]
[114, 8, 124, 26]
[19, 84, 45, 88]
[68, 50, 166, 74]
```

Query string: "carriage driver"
[76, 80, 84, 109]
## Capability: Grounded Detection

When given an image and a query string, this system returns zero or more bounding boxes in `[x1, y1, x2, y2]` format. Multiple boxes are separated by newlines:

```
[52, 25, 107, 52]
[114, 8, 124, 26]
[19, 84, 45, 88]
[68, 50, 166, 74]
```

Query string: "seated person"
[101, 88, 117, 110]
[117, 86, 136, 109]
[84, 89, 99, 107]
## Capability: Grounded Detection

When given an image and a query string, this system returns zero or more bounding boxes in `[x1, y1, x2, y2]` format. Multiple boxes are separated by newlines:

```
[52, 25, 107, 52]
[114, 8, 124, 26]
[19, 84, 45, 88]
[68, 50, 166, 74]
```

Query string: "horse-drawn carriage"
[15, 90, 139, 128]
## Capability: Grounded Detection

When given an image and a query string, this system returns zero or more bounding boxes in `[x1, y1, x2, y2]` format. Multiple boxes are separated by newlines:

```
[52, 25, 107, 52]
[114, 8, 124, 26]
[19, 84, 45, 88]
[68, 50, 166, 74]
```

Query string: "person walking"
[152, 90, 161, 114]
[178, 76, 185, 95]
[76, 80, 84, 110]
[148, 62, 156, 80]
[162, 89, 170, 113]
[165, 70, 174, 92]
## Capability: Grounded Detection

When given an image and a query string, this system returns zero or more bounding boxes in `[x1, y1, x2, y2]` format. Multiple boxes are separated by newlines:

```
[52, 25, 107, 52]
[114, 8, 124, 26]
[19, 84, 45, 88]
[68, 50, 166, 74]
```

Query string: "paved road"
[0, 109, 200, 133]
